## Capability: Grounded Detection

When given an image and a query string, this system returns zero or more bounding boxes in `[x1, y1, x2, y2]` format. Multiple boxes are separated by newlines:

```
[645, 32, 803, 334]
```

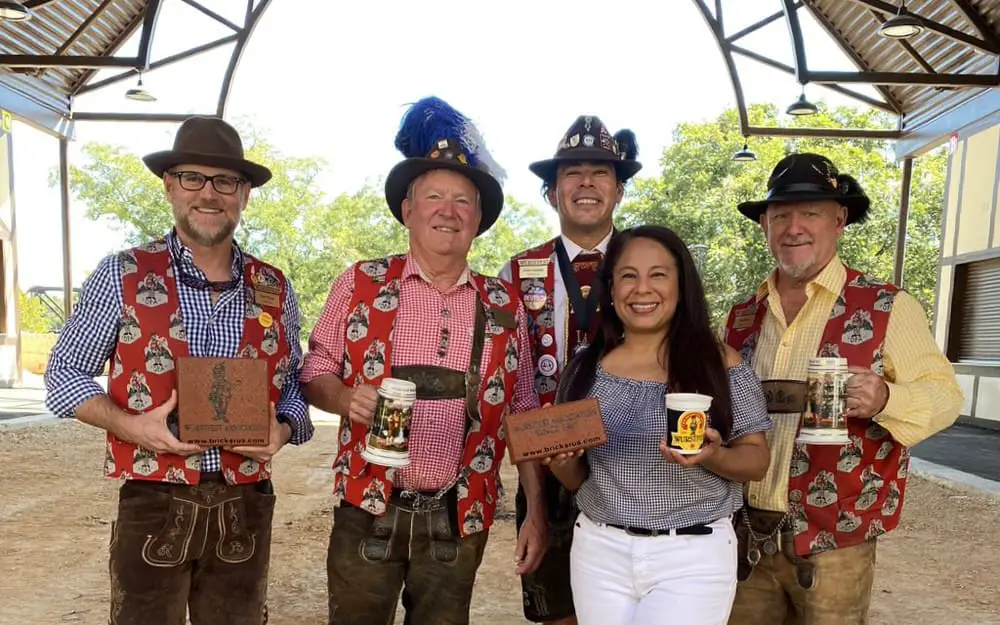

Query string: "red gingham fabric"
[303, 254, 539, 490]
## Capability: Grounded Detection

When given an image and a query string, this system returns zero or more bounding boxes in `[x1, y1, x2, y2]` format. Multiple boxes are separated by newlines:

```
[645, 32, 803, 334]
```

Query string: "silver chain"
[397, 470, 465, 511]
[740, 507, 787, 543]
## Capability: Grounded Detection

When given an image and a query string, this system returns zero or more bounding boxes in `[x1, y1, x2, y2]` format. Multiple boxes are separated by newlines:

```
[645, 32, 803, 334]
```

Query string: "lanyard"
[553, 238, 599, 333]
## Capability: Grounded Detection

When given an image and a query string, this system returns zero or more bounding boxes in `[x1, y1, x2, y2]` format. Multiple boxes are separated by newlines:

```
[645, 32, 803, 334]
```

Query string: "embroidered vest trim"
[723, 267, 908, 556]
[334, 255, 521, 537]
[105, 239, 291, 485]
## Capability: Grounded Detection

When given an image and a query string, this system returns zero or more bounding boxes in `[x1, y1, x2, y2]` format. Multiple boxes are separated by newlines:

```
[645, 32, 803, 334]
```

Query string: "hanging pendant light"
[125, 72, 156, 102]
[879, 2, 923, 39]
[733, 138, 757, 162]
[786, 86, 818, 116]
[0, 1, 31, 21]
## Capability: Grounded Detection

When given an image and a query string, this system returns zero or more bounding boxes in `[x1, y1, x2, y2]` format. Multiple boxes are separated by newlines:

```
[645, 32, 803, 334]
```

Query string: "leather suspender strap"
[465, 296, 487, 432]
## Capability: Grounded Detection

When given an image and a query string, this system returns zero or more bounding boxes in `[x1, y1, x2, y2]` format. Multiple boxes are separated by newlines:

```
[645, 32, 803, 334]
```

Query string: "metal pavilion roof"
[0, 0, 272, 136]
[0, 1, 997, 147]
[693, 0, 1000, 155]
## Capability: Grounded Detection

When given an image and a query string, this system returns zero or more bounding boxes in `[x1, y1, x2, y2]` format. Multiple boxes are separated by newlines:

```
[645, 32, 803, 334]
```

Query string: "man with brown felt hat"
[499, 114, 641, 625]
[721, 152, 961, 625]
[302, 96, 547, 625]
[45, 115, 313, 625]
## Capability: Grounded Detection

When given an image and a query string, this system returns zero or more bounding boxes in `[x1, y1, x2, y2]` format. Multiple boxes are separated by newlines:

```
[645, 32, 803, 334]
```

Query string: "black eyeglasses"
[169, 171, 247, 195]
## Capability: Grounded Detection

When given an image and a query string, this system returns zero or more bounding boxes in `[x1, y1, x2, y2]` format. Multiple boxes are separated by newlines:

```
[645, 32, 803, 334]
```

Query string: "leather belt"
[605, 522, 713, 537]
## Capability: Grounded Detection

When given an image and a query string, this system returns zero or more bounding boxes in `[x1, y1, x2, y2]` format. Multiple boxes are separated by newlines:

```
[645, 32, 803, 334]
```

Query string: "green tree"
[62, 121, 553, 330]
[617, 103, 945, 327]
[18, 290, 57, 333]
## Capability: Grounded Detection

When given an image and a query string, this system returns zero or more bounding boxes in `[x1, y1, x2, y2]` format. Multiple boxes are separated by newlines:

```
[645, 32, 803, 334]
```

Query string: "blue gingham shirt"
[576, 361, 771, 530]
[45, 230, 313, 472]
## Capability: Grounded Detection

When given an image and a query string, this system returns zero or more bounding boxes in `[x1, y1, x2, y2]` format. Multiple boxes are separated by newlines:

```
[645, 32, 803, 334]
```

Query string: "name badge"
[254, 285, 281, 308]
[733, 308, 757, 331]
[518, 258, 549, 280]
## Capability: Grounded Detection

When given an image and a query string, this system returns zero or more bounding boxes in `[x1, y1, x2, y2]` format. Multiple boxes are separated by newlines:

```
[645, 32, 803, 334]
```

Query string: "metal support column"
[893, 157, 914, 286]
[59, 137, 72, 320]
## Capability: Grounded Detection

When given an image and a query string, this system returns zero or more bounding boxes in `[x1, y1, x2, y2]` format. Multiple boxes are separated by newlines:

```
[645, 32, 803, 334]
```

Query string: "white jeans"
[570, 512, 738, 625]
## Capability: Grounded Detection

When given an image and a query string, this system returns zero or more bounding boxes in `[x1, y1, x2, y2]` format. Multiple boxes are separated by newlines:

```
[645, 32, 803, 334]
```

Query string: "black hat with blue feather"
[529, 115, 642, 184]
[385, 97, 506, 236]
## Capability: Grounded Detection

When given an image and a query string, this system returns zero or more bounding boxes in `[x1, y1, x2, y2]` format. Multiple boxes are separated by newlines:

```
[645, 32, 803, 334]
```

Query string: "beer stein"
[797, 357, 850, 445]
[361, 378, 417, 467]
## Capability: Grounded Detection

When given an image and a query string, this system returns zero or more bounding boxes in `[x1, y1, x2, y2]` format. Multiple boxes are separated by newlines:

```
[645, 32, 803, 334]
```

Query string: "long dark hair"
[557, 225, 733, 440]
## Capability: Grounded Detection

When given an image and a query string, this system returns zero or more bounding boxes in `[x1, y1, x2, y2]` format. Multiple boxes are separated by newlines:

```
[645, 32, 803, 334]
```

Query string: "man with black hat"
[44, 115, 314, 624]
[498, 115, 641, 625]
[301, 96, 547, 625]
[720, 153, 961, 624]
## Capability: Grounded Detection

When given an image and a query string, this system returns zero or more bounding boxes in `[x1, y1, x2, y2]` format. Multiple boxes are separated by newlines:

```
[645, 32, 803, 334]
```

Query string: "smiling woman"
[542, 225, 773, 625]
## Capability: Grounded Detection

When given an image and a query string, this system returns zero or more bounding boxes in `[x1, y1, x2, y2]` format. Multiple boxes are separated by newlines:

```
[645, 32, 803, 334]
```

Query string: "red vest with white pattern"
[723, 267, 910, 556]
[105, 238, 291, 485]
[509, 238, 560, 406]
[334, 255, 521, 537]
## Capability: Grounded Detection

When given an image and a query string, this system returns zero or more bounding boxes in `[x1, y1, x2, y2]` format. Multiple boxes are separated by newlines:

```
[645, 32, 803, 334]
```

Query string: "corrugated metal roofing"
[806, 0, 1000, 131]
[2, 0, 998, 131]
[0, 0, 148, 115]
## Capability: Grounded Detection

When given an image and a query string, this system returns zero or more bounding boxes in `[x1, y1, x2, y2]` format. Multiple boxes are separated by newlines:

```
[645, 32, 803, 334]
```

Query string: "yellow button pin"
[258, 311, 273, 328]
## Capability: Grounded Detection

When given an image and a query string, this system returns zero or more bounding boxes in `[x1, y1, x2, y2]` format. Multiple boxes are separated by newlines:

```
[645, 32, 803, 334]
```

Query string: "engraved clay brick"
[176, 357, 270, 447]
[504, 398, 607, 464]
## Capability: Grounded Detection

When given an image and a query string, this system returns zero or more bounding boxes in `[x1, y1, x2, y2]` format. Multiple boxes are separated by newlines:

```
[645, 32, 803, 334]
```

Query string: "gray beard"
[176, 213, 236, 247]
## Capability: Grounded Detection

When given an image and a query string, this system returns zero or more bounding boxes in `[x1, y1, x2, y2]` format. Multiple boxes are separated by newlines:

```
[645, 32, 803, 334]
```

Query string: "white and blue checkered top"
[576, 361, 771, 530]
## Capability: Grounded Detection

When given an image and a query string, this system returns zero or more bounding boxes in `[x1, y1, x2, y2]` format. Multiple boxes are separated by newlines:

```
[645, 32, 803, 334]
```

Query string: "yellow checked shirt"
[743, 256, 963, 513]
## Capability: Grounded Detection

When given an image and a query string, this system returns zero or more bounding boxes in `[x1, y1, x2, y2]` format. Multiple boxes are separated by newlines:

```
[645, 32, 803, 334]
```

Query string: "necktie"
[566, 251, 603, 360]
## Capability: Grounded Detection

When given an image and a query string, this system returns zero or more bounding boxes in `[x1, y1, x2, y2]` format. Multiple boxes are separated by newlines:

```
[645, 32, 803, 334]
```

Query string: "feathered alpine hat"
[384, 97, 506, 236]
[529, 115, 642, 184]
[737, 152, 870, 225]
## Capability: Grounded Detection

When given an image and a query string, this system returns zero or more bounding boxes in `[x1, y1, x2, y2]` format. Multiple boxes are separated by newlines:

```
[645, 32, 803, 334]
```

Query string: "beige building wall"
[935, 123, 1000, 424]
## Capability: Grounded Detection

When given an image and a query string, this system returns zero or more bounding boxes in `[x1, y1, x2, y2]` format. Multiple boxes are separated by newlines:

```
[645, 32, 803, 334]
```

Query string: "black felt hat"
[738, 152, 870, 225]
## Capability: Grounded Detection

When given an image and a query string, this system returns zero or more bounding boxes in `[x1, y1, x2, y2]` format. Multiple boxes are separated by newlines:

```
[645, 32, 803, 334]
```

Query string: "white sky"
[8, 0, 893, 289]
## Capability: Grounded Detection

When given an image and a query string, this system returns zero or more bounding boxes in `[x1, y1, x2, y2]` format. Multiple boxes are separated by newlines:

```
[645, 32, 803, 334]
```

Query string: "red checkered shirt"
[302, 254, 540, 491]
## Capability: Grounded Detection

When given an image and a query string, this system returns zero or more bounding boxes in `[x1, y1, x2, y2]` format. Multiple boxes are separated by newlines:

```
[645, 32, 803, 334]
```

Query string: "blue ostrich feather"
[393, 96, 506, 184]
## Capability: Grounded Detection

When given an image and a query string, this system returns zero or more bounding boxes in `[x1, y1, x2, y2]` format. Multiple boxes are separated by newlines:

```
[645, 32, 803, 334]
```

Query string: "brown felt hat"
[143, 116, 272, 187]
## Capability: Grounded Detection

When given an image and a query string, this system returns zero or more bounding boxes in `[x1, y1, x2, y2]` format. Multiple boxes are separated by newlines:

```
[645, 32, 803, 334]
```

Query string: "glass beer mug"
[797, 357, 850, 445]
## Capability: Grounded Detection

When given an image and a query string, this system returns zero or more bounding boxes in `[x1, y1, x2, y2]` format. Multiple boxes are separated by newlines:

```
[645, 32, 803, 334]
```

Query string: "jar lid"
[808, 357, 848, 369]
[379, 377, 417, 399]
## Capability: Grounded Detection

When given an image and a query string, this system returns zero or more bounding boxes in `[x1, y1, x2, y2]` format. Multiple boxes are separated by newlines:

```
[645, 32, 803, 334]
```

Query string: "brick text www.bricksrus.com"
[519, 435, 604, 458]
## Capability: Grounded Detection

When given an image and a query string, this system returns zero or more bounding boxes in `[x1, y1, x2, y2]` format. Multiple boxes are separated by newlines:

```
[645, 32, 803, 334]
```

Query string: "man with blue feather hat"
[499, 115, 642, 625]
[301, 96, 548, 624]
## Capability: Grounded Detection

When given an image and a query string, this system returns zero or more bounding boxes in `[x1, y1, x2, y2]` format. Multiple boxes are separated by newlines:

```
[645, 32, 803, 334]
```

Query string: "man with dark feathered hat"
[301, 96, 547, 625]
[499, 114, 642, 625]
[721, 152, 961, 625]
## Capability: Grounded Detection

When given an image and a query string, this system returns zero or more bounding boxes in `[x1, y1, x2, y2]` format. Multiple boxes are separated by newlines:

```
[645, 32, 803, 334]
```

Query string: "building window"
[948, 256, 1000, 363]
